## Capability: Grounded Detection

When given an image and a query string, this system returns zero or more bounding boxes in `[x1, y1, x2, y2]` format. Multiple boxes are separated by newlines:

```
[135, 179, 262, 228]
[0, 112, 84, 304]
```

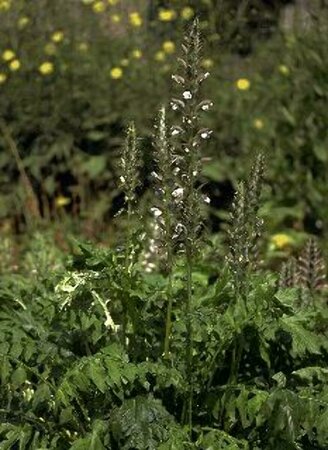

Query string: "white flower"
[120, 176, 125, 183]
[171, 74, 185, 84]
[203, 195, 211, 204]
[172, 187, 184, 198]
[182, 90, 192, 99]
[150, 207, 162, 217]
[201, 102, 213, 111]
[151, 171, 161, 180]
[201, 130, 212, 139]
[172, 128, 180, 136]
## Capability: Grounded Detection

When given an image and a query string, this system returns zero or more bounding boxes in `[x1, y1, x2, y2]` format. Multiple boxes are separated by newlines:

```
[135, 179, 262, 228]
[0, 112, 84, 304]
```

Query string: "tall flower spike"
[119, 122, 140, 207]
[170, 17, 213, 253]
[228, 154, 265, 293]
[279, 257, 298, 289]
[152, 106, 178, 262]
[297, 238, 327, 292]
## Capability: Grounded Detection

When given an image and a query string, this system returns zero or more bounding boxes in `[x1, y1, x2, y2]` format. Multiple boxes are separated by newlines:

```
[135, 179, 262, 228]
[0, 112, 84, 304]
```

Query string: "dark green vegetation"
[1, 19, 328, 449]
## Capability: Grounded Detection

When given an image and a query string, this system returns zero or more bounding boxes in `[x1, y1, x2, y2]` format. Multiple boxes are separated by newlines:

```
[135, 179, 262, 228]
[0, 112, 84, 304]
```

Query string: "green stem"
[122, 200, 132, 349]
[164, 265, 174, 359]
[163, 184, 174, 358]
[183, 244, 193, 434]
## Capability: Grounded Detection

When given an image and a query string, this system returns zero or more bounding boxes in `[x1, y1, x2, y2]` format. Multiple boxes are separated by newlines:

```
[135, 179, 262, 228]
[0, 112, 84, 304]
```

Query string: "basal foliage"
[1, 20, 328, 450]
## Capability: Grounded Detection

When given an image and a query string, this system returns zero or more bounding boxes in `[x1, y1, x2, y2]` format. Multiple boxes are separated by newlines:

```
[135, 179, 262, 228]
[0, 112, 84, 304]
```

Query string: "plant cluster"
[1, 21, 328, 450]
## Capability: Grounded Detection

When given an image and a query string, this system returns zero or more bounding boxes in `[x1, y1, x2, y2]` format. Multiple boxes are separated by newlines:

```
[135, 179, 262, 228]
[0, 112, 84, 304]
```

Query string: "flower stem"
[183, 243, 193, 434]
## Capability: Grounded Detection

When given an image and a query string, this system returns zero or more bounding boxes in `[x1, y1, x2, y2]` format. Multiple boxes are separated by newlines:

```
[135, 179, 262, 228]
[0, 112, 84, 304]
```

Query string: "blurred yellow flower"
[110, 67, 123, 79]
[236, 78, 250, 91]
[2, 49, 15, 62]
[93, 1, 105, 13]
[129, 12, 142, 27]
[0, 72, 7, 84]
[78, 42, 89, 52]
[132, 49, 142, 59]
[110, 14, 121, 23]
[279, 64, 290, 76]
[155, 51, 165, 62]
[0, 0, 11, 11]
[107, 0, 118, 4]
[52, 31, 64, 43]
[9, 59, 20, 71]
[44, 43, 57, 55]
[158, 9, 176, 22]
[253, 118, 264, 130]
[39, 61, 54, 75]
[162, 41, 175, 54]
[271, 233, 293, 250]
[55, 196, 71, 207]
[18, 16, 30, 28]
[181, 6, 194, 20]
[120, 58, 129, 67]
[202, 58, 214, 69]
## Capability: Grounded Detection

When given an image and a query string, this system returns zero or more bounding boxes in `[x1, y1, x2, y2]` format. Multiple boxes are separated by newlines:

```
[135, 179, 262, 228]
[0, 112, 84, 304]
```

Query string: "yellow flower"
[52, 31, 64, 43]
[110, 67, 123, 79]
[132, 49, 142, 59]
[202, 58, 214, 69]
[120, 58, 129, 67]
[236, 78, 250, 91]
[2, 49, 15, 62]
[0, 72, 7, 84]
[279, 64, 290, 76]
[155, 51, 165, 62]
[129, 11, 142, 27]
[55, 196, 71, 207]
[18, 16, 30, 28]
[162, 41, 175, 54]
[93, 1, 106, 13]
[253, 118, 264, 130]
[9, 59, 20, 71]
[181, 6, 194, 20]
[44, 43, 57, 55]
[0, 0, 10, 11]
[39, 61, 54, 76]
[271, 233, 293, 250]
[107, 0, 118, 4]
[110, 14, 121, 23]
[78, 42, 89, 52]
[158, 9, 176, 22]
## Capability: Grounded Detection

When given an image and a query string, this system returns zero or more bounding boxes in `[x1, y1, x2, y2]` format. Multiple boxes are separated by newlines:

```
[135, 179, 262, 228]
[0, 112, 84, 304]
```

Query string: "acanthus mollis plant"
[298, 237, 327, 294]
[278, 238, 327, 303]
[118, 122, 143, 348]
[168, 18, 212, 431]
[226, 153, 265, 384]
[227, 153, 265, 298]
